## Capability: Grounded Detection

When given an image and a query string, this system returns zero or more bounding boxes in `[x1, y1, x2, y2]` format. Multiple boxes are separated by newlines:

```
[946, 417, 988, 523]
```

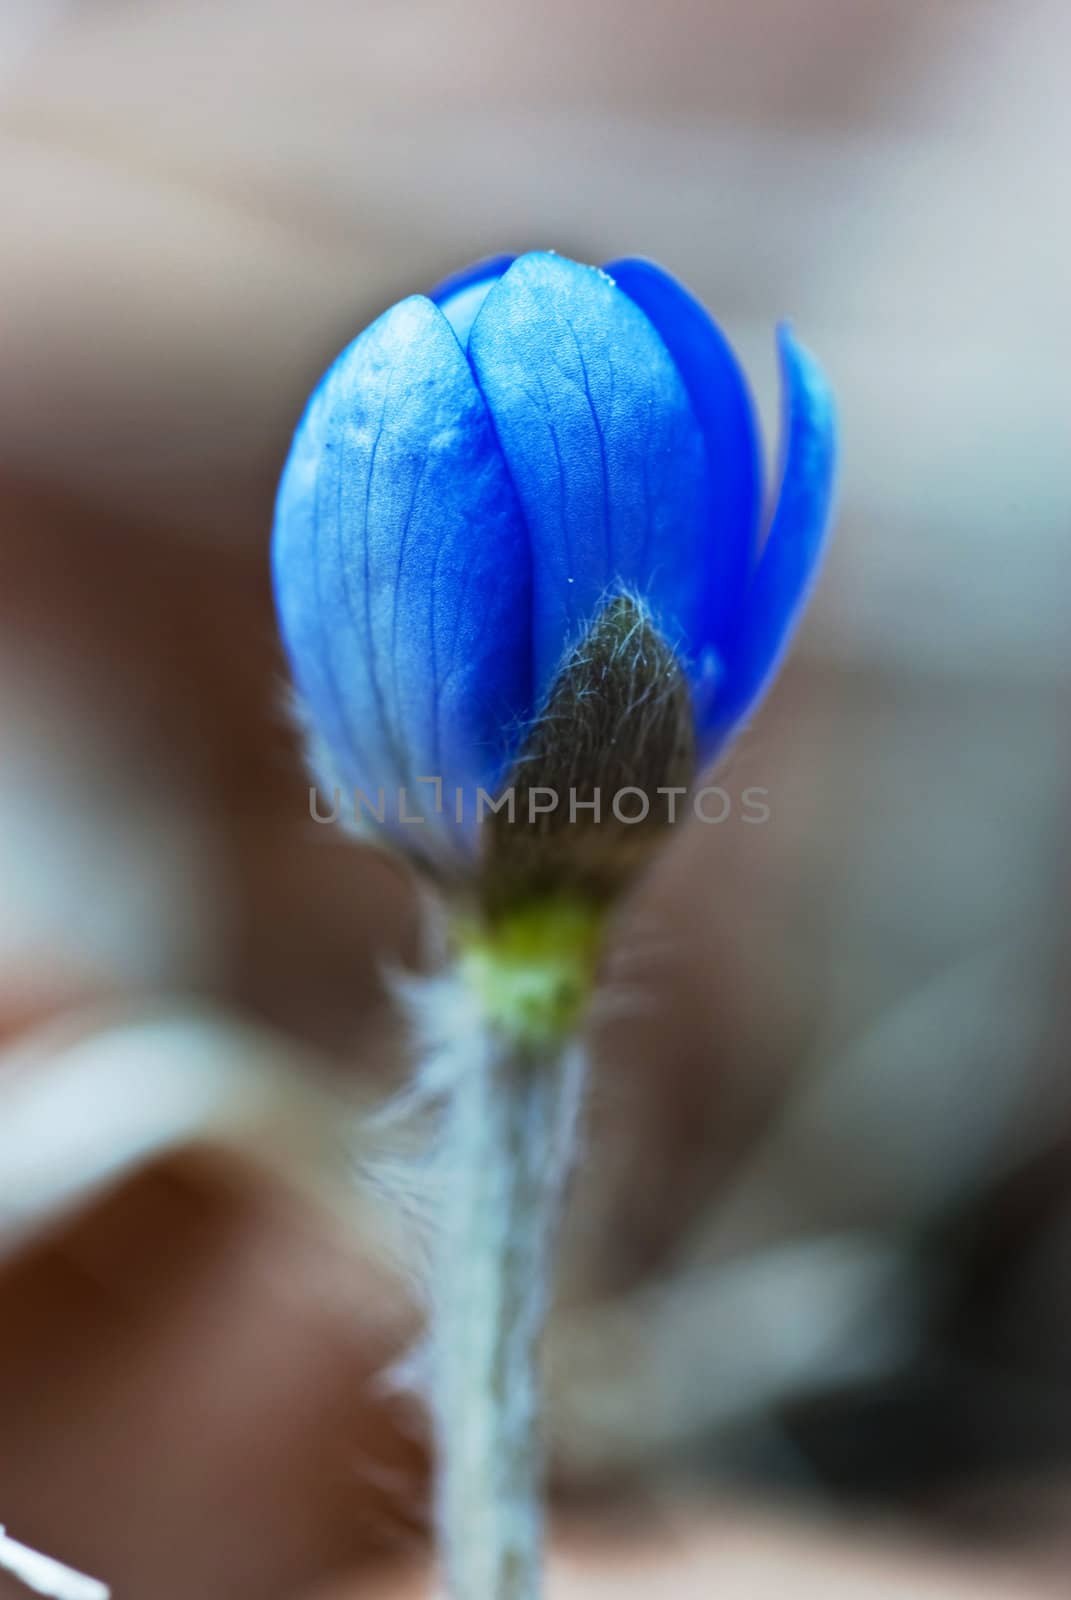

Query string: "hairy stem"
[417, 973, 586, 1600]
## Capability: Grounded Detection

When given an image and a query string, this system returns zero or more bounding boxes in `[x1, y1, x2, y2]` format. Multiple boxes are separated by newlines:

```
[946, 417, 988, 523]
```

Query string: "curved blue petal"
[703, 324, 837, 750]
[431, 254, 516, 347]
[466, 252, 712, 695]
[604, 256, 762, 649]
[272, 295, 531, 854]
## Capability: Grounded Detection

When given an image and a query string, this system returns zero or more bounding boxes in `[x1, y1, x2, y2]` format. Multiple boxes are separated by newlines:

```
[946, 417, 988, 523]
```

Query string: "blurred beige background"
[1, 2, 1070, 1597]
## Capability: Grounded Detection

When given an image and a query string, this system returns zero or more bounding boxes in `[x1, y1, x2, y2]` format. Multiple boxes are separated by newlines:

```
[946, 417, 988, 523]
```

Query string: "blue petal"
[467, 252, 712, 694]
[272, 295, 531, 852]
[431, 254, 516, 346]
[704, 324, 837, 748]
[604, 256, 762, 648]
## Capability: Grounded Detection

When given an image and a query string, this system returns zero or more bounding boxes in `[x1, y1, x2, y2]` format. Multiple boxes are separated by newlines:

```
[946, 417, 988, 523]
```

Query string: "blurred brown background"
[1, 2, 1070, 1596]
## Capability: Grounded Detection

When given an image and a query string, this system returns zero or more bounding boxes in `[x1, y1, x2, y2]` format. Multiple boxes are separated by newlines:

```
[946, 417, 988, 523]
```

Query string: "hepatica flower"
[272, 250, 838, 1600]
[273, 251, 836, 903]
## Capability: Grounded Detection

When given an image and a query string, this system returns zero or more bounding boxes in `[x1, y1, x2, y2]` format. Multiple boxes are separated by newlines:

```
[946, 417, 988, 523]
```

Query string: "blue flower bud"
[273, 251, 837, 878]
